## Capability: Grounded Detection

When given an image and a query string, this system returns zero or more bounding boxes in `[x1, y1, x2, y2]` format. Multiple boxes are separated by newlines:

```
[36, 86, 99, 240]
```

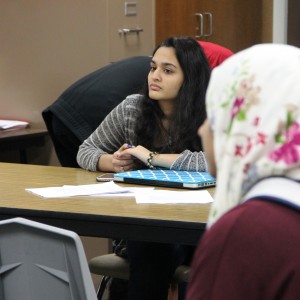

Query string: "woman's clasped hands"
[112, 143, 151, 173]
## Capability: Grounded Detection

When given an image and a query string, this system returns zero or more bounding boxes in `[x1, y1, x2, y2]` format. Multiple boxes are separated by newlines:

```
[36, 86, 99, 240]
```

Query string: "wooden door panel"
[198, 0, 263, 52]
[155, 0, 201, 45]
[156, 0, 269, 53]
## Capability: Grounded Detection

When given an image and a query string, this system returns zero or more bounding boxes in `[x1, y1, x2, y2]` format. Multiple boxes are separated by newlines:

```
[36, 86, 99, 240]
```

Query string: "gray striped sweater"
[77, 94, 208, 172]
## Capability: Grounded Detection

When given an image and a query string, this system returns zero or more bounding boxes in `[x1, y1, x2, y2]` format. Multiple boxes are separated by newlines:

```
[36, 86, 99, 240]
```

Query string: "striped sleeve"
[170, 150, 208, 172]
[76, 95, 141, 171]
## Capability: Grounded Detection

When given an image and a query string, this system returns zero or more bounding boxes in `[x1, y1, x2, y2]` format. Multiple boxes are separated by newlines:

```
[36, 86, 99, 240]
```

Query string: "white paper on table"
[134, 189, 214, 204]
[26, 181, 144, 198]
[0, 119, 29, 130]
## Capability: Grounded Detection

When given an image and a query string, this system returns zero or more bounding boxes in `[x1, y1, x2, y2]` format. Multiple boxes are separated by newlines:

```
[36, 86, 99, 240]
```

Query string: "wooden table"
[0, 128, 48, 163]
[0, 163, 214, 245]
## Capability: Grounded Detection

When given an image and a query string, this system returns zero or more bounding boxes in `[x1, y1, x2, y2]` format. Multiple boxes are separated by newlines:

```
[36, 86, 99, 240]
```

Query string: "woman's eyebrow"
[163, 62, 177, 68]
[151, 60, 177, 68]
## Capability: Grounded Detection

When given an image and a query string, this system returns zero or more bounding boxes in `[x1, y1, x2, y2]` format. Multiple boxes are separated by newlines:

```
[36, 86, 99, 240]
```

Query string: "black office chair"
[42, 56, 151, 167]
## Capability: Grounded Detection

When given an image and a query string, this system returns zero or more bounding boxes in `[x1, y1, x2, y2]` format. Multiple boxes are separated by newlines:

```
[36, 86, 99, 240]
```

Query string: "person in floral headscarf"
[186, 44, 300, 300]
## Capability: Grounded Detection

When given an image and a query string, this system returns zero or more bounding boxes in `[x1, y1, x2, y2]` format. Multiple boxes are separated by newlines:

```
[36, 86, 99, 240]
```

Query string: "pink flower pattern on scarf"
[269, 120, 300, 165]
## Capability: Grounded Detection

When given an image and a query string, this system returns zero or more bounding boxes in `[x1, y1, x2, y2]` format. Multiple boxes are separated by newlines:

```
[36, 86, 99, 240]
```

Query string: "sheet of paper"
[134, 189, 214, 204]
[26, 181, 148, 198]
[0, 119, 29, 131]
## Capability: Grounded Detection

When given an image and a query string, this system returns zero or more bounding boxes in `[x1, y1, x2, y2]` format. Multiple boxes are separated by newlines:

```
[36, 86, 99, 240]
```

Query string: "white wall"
[273, 0, 288, 43]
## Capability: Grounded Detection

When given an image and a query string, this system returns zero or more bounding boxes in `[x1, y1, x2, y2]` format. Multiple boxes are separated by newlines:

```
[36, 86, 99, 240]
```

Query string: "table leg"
[20, 149, 27, 164]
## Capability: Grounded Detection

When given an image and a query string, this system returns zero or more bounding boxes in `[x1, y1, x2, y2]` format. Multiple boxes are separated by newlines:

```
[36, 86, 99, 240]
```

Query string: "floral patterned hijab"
[206, 44, 300, 228]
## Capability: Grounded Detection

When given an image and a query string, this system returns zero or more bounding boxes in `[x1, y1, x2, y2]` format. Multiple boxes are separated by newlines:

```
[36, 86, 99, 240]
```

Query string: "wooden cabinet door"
[197, 0, 263, 52]
[155, 0, 201, 45]
[156, 0, 270, 53]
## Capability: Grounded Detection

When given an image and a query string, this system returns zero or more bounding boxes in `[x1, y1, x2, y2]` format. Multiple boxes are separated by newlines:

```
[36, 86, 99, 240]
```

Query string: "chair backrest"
[42, 56, 151, 167]
[0, 217, 97, 300]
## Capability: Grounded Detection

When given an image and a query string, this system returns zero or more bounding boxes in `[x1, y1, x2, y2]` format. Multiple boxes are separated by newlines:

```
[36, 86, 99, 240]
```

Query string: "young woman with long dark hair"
[77, 36, 210, 174]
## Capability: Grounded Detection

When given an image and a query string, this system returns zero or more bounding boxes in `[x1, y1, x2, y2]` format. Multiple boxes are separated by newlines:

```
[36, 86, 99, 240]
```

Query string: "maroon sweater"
[186, 199, 300, 300]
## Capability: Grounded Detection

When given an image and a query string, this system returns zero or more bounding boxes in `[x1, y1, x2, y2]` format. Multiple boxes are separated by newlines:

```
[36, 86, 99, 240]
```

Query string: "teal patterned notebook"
[113, 169, 216, 189]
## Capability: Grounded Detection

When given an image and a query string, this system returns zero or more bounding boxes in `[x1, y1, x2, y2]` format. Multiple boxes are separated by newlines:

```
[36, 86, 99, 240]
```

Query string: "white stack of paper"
[0, 119, 29, 131]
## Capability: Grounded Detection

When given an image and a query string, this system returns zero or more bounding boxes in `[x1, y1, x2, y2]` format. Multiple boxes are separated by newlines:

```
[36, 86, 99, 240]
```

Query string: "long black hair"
[136, 36, 210, 153]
